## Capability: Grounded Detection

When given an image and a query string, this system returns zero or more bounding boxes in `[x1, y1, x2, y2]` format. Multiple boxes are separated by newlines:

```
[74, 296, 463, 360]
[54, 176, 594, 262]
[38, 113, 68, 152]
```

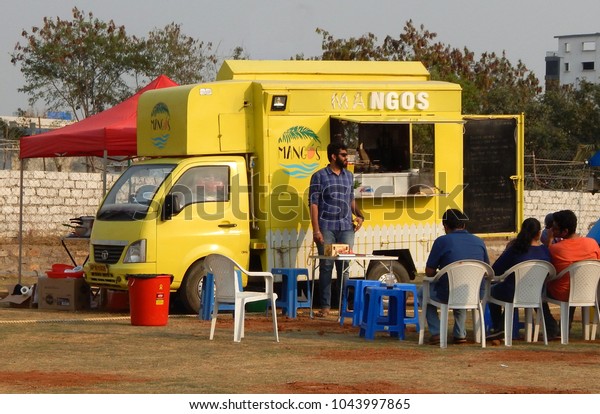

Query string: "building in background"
[546, 33, 600, 88]
[1, 114, 73, 170]
[1, 114, 73, 135]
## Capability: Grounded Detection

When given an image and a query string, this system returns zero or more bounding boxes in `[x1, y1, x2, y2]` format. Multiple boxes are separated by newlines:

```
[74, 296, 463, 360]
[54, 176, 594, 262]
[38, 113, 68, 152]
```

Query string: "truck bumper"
[85, 262, 158, 290]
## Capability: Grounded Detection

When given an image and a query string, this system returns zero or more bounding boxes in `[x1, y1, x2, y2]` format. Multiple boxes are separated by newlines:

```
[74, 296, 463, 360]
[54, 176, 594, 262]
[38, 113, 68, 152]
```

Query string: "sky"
[2, 0, 600, 116]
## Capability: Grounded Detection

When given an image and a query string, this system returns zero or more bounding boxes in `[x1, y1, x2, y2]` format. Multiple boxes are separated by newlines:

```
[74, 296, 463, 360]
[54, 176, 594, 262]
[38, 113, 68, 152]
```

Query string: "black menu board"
[462, 118, 517, 234]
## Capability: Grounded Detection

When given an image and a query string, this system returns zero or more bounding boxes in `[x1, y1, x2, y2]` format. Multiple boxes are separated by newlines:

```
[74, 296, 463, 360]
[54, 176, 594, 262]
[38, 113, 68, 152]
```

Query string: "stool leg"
[200, 274, 214, 321]
[354, 282, 371, 327]
[271, 271, 299, 319]
[360, 290, 379, 339]
[394, 291, 406, 340]
[352, 283, 363, 326]
[388, 294, 399, 339]
[359, 290, 369, 338]
[393, 284, 420, 334]
[287, 274, 298, 318]
[298, 270, 311, 309]
[410, 288, 420, 333]
[340, 282, 352, 326]
[386, 292, 406, 340]
[365, 292, 380, 340]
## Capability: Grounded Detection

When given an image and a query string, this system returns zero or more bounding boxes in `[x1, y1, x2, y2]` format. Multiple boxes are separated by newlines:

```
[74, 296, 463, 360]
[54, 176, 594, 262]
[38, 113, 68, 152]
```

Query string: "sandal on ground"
[315, 308, 330, 318]
[428, 334, 440, 345]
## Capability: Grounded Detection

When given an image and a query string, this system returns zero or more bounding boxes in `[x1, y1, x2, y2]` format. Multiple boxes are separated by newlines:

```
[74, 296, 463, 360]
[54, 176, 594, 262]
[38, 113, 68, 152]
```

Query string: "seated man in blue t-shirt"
[423, 209, 489, 345]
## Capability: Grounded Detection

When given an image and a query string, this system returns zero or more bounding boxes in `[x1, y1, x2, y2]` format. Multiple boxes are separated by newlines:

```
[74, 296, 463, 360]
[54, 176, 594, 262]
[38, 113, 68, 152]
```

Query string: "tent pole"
[18, 159, 24, 285]
[103, 150, 107, 196]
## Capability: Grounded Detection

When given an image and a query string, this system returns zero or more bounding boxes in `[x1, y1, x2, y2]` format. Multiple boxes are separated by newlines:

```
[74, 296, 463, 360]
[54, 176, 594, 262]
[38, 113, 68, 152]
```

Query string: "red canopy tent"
[19, 74, 178, 159]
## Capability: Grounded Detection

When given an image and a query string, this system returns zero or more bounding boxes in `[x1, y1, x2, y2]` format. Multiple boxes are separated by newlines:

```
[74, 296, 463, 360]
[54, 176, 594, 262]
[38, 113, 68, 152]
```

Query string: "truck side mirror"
[162, 193, 183, 220]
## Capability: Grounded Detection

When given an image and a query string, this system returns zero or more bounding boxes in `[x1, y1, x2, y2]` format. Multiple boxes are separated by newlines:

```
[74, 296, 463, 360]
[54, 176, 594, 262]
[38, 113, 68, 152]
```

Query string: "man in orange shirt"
[543, 210, 600, 337]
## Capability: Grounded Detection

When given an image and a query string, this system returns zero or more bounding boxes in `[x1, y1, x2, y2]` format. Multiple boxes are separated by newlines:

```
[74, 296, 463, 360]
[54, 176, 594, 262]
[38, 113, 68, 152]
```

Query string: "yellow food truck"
[84, 60, 524, 312]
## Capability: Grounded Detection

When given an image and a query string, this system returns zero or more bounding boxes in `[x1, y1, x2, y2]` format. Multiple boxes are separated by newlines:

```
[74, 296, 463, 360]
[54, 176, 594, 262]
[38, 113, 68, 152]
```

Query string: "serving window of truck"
[331, 117, 437, 198]
[329, 114, 523, 236]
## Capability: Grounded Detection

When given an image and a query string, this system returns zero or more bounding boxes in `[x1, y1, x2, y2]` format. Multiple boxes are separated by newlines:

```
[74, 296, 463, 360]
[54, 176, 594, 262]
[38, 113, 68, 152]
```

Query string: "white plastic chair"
[542, 260, 600, 345]
[204, 254, 279, 343]
[485, 260, 556, 346]
[418, 260, 494, 348]
[591, 284, 600, 340]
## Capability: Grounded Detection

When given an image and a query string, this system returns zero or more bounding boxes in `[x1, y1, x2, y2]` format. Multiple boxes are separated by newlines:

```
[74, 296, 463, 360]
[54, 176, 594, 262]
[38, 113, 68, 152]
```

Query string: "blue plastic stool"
[198, 272, 236, 321]
[393, 283, 420, 333]
[340, 279, 382, 326]
[359, 286, 407, 340]
[267, 268, 310, 318]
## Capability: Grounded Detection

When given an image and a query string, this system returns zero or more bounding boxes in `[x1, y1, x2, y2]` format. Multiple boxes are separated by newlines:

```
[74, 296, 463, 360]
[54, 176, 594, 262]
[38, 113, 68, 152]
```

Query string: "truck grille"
[93, 245, 125, 264]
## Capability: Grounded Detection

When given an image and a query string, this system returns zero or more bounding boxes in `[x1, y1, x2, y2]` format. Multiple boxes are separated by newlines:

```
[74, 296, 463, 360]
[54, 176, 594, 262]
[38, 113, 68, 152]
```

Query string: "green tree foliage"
[318, 29, 385, 61]
[11, 8, 233, 120]
[315, 21, 541, 115]
[11, 8, 137, 120]
[230, 46, 250, 60]
[571, 81, 600, 147]
[527, 80, 600, 159]
[525, 93, 572, 159]
[137, 22, 217, 85]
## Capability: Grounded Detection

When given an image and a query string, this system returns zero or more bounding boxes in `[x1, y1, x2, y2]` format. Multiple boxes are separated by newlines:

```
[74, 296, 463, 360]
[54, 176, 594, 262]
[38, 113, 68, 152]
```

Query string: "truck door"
[462, 116, 524, 234]
[156, 160, 250, 281]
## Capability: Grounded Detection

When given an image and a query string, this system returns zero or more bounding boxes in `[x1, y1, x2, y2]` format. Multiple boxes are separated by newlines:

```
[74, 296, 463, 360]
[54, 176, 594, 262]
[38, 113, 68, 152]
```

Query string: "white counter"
[354, 172, 415, 198]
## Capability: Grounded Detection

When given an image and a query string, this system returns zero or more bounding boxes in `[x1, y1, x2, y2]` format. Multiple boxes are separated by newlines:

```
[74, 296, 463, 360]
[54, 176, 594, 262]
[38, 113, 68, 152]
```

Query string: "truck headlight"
[123, 239, 146, 263]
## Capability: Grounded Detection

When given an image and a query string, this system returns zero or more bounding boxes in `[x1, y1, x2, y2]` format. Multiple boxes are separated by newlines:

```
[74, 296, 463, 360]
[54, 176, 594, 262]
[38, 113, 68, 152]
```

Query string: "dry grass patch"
[0, 307, 599, 393]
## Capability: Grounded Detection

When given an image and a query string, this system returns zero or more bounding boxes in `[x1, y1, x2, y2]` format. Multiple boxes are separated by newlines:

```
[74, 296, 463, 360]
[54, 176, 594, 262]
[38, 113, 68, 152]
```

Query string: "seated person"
[422, 208, 490, 345]
[543, 209, 600, 336]
[541, 212, 563, 245]
[540, 213, 554, 245]
[487, 218, 551, 339]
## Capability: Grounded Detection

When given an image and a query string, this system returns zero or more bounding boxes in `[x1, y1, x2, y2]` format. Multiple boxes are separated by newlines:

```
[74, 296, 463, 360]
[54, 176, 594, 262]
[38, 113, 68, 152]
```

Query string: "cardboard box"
[37, 277, 91, 311]
[0, 284, 35, 308]
[324, 243, 350, 256]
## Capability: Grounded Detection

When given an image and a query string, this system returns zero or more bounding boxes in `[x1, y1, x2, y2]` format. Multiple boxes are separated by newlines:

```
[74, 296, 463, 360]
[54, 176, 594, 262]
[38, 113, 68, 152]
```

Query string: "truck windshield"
[97, 164, 175, 221]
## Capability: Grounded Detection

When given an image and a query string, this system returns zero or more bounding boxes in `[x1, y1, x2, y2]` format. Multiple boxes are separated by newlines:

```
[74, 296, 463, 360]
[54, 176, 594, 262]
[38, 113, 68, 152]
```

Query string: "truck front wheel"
[177, 260, 205, 314]
[366, 261, 410, 284]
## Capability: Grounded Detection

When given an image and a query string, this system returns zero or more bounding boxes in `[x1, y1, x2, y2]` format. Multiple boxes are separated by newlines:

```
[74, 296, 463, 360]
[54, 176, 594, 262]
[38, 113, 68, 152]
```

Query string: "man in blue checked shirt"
[309, 142, 364, 317]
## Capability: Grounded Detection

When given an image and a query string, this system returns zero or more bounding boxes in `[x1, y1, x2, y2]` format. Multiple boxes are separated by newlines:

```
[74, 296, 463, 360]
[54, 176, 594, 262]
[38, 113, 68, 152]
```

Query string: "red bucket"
[127, 274, 172, 326]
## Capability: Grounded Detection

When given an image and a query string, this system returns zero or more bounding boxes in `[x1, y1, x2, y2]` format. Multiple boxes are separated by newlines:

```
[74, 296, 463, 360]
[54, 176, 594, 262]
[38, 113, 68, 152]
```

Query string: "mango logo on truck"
[278, 126, 321, 179]
[150, 102, 171, 149]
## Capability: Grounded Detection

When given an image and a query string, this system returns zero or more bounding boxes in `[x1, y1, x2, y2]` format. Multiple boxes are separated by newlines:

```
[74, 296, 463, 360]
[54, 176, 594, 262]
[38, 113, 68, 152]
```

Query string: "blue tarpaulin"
[587, 220, 600, 245]
[588, 151, 600, 167]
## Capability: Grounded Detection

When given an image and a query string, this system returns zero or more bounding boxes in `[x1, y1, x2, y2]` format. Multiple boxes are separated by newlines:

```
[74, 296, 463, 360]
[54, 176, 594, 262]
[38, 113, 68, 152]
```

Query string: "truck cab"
[88, 156, 250, 311]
